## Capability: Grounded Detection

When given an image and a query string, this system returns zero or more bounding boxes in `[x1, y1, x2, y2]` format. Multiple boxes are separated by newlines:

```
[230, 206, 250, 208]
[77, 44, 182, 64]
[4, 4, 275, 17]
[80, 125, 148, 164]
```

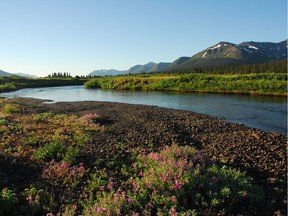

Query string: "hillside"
[89, 40, 287, 76]
[0, 70, 12, 77]
[89, 69, 125, 77]
[0, 70, 37, 78]
[127, 62, 171, 74]
[179, 40, 287, 68]
[89, 62, 171, 76]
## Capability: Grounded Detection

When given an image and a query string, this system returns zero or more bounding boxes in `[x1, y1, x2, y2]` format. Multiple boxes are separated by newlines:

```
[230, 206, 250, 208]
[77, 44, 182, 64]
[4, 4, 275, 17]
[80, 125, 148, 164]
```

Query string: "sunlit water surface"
[1, 86, 286, 134]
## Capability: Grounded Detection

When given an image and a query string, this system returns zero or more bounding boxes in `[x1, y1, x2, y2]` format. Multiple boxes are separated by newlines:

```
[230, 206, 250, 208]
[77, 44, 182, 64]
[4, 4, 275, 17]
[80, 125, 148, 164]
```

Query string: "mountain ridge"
[0, 70, 38, 78]
[89, 39, 287, 76]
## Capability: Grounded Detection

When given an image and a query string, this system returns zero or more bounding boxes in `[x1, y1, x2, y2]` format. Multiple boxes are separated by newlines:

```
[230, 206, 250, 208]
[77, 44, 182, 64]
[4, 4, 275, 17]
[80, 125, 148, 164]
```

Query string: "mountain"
[89, 69, 126, 76]
[178, 40, 287, 69]
[0, 70, 12, 77]
[127, 62, 171, 74]
[14, 73, 38, 78]
[89, 40, 287, 76]
[0, 70, 37, 78]
[171, 57, 190, 67]
[89, 62, 171, 76]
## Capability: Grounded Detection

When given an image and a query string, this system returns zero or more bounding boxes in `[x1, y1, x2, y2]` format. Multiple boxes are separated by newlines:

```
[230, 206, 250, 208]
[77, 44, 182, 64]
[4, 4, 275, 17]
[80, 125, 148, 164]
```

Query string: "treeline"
[164, 60, 287, 74]
[48, 72, 72, 77]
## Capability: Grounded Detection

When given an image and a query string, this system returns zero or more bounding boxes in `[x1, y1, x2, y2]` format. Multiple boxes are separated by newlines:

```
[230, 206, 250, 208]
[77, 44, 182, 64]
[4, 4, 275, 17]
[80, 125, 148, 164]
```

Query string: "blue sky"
[0, 0, 287, 77]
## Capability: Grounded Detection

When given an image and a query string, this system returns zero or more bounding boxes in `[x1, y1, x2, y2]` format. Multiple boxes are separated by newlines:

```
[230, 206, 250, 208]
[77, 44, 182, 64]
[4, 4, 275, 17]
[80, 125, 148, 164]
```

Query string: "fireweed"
[0, 144, 265, 215]
[42, 160, 86, 188]
[84, 145, 263, 215]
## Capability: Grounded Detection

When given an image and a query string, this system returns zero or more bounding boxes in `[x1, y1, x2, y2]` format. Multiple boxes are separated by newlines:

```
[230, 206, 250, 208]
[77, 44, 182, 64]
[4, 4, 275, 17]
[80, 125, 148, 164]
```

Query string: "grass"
[84, 73, 287, 96]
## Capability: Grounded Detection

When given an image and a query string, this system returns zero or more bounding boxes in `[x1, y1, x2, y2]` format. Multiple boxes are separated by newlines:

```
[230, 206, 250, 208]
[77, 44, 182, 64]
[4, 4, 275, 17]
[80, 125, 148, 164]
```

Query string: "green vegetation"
[2, 103, 20, 113]
[0, 99, 274, 215]
[0, 76, 87, 93]
[0, 61, 286, 96]
[85, 72, 287, 96]
[167, 59, 287, 74]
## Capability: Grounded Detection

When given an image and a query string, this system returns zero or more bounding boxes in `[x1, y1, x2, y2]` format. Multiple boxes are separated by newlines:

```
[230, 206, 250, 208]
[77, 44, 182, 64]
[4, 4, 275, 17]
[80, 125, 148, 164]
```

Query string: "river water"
[1, 85, 287, 134]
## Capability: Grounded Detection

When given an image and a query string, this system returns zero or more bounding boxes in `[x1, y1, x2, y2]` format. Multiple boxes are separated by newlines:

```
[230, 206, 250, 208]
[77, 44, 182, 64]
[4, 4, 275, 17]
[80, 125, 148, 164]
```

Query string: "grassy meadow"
[84, 73, 287, 96]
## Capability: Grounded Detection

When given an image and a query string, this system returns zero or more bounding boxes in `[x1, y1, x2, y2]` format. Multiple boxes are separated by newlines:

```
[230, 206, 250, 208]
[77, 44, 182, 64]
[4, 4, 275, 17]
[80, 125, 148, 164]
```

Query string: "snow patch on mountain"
[210, 44, 222, 50]
[202, 52, 207, 58]
[248, 45, 258, 50]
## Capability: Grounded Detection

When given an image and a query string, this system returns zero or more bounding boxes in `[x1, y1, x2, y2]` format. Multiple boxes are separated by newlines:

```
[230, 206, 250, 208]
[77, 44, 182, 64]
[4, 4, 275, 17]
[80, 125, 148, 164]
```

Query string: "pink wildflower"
[147, 203, 154, 208]
[107, 181, 114, 190]
[170, 196, 177, 202]
[26, 196, 33, 201]
[169, 207, 178, 216]
[132, 179, 137, 189]
[127, 198, 134, 203]
[173, 179, 183, 190]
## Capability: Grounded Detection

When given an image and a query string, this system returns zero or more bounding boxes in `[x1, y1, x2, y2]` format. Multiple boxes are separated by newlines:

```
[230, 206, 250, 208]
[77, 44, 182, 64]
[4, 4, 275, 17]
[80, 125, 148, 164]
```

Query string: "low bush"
[0, 188, 19, 215]
[2, 103, 20, 113]
[84, 145, 264, 215]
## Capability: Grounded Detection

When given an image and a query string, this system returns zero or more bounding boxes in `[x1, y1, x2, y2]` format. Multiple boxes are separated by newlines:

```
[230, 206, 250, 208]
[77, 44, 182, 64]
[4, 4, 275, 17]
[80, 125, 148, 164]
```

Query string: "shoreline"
[0, 91, 287, 134]
[0, 97, 287, 214]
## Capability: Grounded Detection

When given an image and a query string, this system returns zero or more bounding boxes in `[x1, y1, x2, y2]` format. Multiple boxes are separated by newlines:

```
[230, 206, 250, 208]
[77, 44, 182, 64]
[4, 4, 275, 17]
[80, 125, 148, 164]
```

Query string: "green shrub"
[0, 188, 19, 215]
[2, 103, 20, 113]
[0, 82, 17, 92]
[23, 186, 56, 215]
[32, 112, 54, 122]
[34, 139, 66, 162]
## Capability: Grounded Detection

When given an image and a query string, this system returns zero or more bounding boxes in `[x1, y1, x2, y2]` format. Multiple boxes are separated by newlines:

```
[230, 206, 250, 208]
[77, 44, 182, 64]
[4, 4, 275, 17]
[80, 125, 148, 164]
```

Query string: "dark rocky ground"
[0, 98, 287, 215]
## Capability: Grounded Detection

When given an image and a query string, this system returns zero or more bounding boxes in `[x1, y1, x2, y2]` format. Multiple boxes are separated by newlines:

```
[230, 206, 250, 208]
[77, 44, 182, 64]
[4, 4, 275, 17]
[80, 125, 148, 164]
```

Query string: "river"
[0, 85, 287, 134]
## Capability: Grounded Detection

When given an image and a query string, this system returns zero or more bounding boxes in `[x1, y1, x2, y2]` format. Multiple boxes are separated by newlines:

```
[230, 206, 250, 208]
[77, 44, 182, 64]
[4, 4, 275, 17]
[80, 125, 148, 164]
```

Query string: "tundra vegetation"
[0, 99, 281, 216]
[84, 72, 287, 96]
[0, 76, 87, 93]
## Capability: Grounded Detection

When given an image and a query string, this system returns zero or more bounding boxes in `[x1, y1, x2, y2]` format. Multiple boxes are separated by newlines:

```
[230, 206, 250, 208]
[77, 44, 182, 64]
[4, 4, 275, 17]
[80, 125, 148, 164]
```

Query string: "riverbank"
[84, 73, 288, 96]
[0, 76, 87, 93]
[0, 98, 286, 215]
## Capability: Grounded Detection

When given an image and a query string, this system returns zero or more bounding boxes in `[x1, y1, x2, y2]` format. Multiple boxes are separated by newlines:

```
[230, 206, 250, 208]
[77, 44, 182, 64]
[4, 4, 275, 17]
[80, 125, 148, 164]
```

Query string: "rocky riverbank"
[0, 98, 287, 215]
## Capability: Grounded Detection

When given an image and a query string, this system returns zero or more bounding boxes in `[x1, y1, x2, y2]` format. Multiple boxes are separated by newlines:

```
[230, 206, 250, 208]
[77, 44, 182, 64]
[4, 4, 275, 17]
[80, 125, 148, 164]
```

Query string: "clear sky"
[0, 0, 287, 77]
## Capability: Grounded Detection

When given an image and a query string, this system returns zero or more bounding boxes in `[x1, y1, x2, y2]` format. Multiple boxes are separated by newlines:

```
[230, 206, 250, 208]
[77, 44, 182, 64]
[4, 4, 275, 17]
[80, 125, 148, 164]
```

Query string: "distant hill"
[0, 70, 38, 78]
[89, 69, 125, 77]
[171, 57, 191, 67]
[89, 40, 287, 76]
[0, 70, 12, 77]
[127, 62, 171, 74]
[14, 73, 38, 78]
[89, 62, 171, 76]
